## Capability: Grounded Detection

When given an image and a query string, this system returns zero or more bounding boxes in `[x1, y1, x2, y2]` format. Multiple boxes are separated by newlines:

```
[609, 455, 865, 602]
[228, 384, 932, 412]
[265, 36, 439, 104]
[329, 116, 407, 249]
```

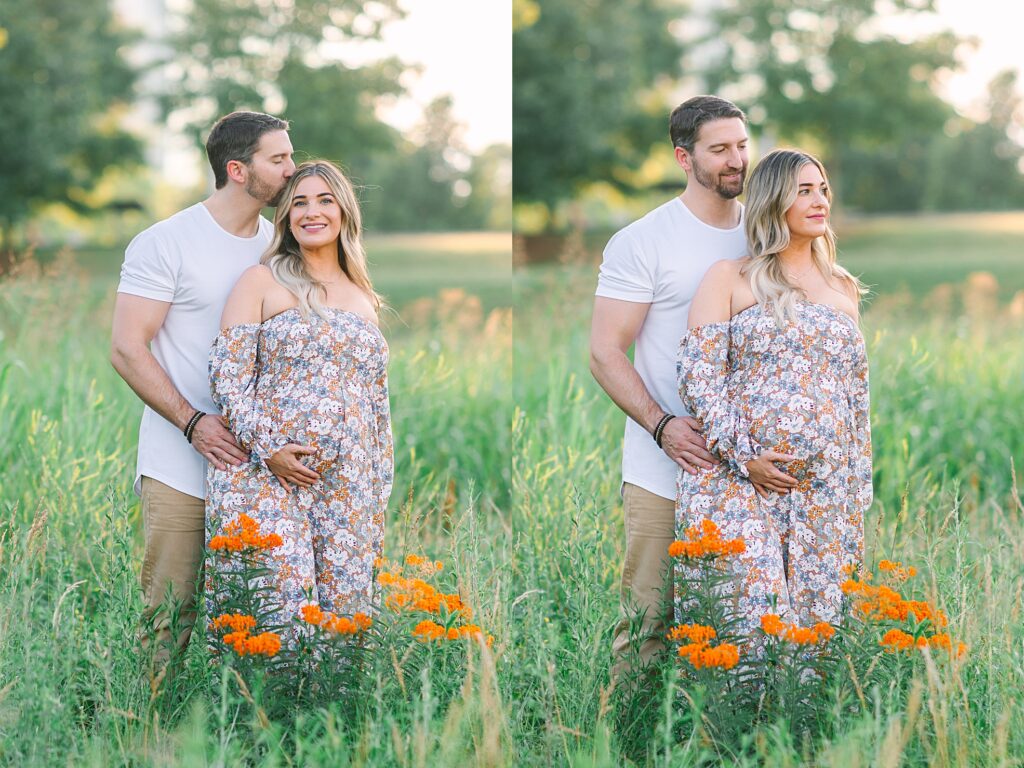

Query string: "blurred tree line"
[0, 0, 510, 249]
[513, 0, 1024, 226]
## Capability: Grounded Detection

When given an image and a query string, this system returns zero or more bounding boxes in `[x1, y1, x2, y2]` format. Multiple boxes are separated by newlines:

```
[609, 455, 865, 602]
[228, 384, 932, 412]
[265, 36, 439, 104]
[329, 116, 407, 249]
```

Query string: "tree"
[696, 0, 961, 208]
[513, 0, 684, 213]
[159, 0, 404, 145]
[274, 55, 405, 174]
[0, 0, 141, 248]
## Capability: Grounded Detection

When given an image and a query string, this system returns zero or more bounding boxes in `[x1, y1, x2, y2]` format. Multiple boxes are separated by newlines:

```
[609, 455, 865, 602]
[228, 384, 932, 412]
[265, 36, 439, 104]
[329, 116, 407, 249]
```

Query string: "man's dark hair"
[205, 111, 289, 189]
[670, 96, 746, 153]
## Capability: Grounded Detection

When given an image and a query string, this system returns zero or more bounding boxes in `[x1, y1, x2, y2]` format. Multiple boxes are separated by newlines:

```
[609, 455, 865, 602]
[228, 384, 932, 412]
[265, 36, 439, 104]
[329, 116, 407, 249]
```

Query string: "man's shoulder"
[611, 198, 681, 239]
[131, 203, 205, 244]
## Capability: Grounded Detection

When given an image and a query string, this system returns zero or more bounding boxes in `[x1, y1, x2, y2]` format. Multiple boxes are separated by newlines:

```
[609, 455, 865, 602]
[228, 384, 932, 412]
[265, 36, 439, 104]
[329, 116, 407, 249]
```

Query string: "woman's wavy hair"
[262, 160, 381, 322]
[741, 148, 865, 325]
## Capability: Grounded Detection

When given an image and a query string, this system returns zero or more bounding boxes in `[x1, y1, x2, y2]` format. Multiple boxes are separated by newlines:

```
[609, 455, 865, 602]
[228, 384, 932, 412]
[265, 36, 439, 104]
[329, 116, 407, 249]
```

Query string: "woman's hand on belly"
[266, 443, 321, 492]
[745, 450, 799, 498]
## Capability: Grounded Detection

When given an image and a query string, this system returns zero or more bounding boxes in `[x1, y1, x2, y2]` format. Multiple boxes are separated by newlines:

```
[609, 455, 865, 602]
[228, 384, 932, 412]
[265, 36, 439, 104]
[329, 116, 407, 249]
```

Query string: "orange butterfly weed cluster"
[760, 613, 836, 645]
[669, 519, 746, 560]
[841, 575, 948, 628]
[667, 623, 740, 670]
[211, 613, 281, 657]
[878, 559, 917, 582]
[842, 561, 966, 658]
[300, 604, 373, 636]
[377, 555, 493, 647]
[208, 513, 284, 552]
[880, 628, 966, 657]
[412, 619, 493, 646]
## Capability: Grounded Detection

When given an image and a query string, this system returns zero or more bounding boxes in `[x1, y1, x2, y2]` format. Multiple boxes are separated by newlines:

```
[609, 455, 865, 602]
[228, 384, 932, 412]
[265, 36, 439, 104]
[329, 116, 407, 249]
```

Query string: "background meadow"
[0, 233, 516, 766]
[511, 211, 1024, 765]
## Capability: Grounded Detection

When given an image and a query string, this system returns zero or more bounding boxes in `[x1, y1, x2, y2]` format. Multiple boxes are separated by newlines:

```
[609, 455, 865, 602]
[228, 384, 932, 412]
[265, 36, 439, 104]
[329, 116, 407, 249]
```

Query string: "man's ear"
[675, 146, 692, 172]
[225, 159, 247, 185]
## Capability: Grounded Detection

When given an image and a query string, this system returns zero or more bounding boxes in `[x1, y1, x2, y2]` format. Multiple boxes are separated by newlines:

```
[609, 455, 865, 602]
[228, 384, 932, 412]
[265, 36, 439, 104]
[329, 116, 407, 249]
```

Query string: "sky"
[349, 0, 512, 153]
[116, 0, 1015, 183]
[885, 0, 1024, 121]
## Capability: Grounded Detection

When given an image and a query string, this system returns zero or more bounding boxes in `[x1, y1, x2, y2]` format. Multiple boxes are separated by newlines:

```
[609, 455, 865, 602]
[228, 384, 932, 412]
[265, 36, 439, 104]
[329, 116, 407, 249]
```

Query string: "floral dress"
[675, 300, 871, 634]
[206, 307, 393, 636]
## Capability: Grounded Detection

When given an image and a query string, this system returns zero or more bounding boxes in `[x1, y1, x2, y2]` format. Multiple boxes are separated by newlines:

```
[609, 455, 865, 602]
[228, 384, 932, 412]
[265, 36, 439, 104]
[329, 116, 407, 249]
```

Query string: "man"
[591, 95, 790, 682]
[111, 111, 295, 676]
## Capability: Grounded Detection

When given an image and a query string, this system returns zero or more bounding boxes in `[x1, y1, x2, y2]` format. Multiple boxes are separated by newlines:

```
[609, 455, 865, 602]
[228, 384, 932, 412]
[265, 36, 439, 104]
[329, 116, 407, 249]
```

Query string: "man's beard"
[691, 156, 746, 200]
[246, 172, 286, 207]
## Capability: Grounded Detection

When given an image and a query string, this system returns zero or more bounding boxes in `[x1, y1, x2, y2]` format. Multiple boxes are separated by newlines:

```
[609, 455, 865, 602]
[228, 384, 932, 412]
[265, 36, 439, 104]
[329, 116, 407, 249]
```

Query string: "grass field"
[0, 232, 513, 765]
[511, 211, 1024, 764]
[2, 213, 1024, 765]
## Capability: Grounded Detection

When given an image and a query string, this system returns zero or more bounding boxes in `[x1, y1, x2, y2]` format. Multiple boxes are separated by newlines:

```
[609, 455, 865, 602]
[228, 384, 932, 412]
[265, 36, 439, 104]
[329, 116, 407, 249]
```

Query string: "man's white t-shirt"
[117, 202, 274, 499]
[595, 197, 747, 500]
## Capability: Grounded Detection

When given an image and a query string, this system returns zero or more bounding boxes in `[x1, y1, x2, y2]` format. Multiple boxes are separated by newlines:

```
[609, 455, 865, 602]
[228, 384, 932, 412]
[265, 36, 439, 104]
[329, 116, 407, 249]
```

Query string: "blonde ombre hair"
[262, 160, 381, 322]
[741, 149, 865, 326]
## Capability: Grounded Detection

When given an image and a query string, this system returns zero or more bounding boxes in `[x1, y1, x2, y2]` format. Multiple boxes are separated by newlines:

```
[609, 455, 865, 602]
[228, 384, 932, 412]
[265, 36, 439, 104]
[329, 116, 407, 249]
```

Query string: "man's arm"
[110, 293, 247, 470]
[589, 296, 715, 474]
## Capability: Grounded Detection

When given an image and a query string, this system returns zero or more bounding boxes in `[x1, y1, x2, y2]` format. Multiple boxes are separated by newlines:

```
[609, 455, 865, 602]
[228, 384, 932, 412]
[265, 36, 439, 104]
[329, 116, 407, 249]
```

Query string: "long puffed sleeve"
[370, 368, 394, 527]
[677, 322, 762, 477]
[209, 324, 289, 465]
[848, 348, 873, 519]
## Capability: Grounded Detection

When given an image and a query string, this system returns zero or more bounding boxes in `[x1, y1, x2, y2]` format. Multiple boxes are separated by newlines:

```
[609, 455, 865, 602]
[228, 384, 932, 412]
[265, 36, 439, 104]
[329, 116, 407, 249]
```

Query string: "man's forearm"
[590, 349, 667, 435]
[111, 343, 197, 431]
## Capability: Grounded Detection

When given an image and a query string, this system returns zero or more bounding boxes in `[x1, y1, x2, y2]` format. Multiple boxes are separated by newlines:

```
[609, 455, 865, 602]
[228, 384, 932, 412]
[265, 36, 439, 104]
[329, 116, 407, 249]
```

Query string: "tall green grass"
[509, 240, 1024, 764]
[0, 240, 514, 765]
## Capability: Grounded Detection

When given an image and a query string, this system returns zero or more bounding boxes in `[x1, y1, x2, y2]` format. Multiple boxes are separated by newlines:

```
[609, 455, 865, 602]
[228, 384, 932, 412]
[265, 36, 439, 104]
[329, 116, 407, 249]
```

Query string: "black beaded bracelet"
[653, 413, 675, 448]
[184, 410, 204, 443]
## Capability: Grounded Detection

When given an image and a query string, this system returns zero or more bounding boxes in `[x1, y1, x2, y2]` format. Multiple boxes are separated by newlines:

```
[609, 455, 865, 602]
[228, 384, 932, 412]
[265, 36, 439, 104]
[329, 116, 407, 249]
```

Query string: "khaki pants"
[139, 476, 205, 676]
[611, 482, 676, 684]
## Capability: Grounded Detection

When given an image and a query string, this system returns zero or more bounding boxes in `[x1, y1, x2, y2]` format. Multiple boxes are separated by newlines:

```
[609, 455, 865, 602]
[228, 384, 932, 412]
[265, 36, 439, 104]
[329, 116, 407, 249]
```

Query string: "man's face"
[243, 129, 295, 206]
[683, 118, 749, 200]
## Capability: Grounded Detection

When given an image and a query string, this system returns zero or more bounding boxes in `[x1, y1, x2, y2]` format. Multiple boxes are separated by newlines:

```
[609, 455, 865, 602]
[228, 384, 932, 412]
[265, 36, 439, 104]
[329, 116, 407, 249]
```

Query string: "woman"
[675, 149, 871, 637]
[205, 160, 393, 637]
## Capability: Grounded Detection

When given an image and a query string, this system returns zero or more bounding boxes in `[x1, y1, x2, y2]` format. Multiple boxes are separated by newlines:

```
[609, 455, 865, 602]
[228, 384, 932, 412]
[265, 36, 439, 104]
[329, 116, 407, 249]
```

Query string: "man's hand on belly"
[662, 416, 718, 474]
[192, 414, 249, 470]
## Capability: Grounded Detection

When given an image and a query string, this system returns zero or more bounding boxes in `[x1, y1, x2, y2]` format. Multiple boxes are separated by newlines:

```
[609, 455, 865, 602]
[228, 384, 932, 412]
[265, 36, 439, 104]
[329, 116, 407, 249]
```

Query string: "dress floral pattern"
[206, 307, 393, 637]
[675, 300, 871, 635]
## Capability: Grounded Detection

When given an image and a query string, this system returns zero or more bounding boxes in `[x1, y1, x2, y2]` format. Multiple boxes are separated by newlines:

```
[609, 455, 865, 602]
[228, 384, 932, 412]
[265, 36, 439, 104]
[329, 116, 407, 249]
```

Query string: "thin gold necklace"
[785, 261, 815, 283]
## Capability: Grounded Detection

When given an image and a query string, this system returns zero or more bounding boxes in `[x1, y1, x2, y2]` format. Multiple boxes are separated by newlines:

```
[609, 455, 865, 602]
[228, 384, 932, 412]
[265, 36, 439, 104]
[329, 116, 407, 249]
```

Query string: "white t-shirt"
[117, 202, 274, 499]
[595, 197, 747, 500]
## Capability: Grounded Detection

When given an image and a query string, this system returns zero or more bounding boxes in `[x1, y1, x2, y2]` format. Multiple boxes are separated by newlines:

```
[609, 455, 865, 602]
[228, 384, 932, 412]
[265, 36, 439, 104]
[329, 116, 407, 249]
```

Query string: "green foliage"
[159, 0, 404, 144]
[0, 0, 141, 242]
[158, 2, 511, 233]
[512, 0, 684, 210]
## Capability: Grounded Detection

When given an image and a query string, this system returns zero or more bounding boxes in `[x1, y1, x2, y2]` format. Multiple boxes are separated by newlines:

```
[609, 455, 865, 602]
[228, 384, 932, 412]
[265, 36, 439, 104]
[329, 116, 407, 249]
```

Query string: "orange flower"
[760, 614, 785, 636]
[880, 628, 915, 651]
[669, 519, 746, 561]
[677, 641, 740, 670]
[668, 623, 717, 644]
[208, 514, 283, 552]
[211, 613, 257, 633]
[300, 604, 326, 626]
[412, 620, 446, 642]
[220, 630, 281, 657]
[812, 622, 836, 640]
[760, 614, 832, 644]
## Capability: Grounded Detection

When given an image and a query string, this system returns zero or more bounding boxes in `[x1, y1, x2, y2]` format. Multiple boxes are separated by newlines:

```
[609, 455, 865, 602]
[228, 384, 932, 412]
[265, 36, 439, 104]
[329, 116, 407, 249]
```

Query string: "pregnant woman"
[675, 149, 871, 636]
[206, 160, 393, 637]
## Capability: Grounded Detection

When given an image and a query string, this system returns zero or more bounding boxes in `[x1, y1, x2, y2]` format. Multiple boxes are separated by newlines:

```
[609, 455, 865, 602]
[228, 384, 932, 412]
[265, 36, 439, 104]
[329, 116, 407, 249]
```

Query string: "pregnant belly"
[264, 399, 349, 476]
[742, 395, 850, 481]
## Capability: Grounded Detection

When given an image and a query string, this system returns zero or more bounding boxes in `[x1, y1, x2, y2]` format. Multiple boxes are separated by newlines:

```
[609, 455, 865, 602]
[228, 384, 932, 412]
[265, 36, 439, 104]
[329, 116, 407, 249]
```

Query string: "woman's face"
[785, 162, 830, 240]
[288, 175, 342, 250]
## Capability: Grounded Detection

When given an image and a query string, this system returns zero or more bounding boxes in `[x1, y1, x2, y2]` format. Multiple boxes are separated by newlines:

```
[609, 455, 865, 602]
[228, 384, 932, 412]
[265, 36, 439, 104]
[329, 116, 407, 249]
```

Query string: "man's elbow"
[110, 337, 136, 376]
[589, 343, 611, 382]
